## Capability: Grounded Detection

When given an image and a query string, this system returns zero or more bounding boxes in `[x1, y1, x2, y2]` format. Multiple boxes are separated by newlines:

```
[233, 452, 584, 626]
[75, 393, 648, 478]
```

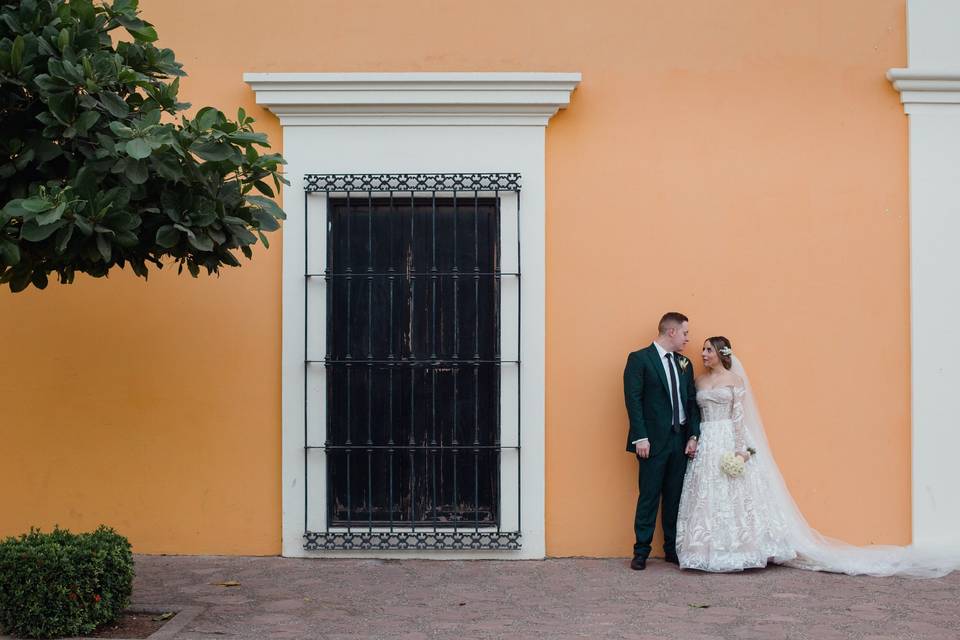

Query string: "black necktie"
[666, 353, 680, 428]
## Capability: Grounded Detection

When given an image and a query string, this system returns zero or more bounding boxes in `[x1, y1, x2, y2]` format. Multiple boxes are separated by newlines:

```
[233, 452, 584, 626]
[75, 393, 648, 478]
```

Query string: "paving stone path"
[131, 555, 960, 639]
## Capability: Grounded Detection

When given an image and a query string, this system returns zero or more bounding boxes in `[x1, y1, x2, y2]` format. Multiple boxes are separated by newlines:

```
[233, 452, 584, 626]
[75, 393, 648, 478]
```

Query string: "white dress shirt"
[633, 341, 687, 445]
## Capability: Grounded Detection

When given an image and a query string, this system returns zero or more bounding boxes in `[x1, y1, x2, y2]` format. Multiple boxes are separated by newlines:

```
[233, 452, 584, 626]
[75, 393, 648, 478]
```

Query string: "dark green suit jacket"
[623, 344, 701, 454]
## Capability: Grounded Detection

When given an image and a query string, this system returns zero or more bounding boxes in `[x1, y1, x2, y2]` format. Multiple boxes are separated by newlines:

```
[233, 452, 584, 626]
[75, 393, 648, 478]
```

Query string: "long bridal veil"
[731, 355, 960, 578]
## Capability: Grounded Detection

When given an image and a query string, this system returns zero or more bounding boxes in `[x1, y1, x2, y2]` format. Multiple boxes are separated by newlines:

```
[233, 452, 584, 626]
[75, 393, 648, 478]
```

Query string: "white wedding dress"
[675, 356, 960, 577]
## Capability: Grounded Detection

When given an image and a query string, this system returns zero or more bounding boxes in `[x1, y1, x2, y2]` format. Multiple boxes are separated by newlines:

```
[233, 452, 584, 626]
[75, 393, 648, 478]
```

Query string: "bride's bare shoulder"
[716, 371, 743, 388]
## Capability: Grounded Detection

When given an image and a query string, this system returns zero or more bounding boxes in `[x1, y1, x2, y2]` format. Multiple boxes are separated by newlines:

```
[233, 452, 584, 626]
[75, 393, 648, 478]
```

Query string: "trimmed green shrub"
[0, 526, 134, 639]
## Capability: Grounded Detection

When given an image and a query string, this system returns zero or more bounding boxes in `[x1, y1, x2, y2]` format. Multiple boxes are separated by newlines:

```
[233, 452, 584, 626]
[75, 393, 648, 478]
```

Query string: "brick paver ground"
[126, 555, 960, 639]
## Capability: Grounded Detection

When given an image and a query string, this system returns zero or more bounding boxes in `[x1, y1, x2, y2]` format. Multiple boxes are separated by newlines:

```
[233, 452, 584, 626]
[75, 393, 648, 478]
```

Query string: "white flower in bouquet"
[720, 452, 745, 478]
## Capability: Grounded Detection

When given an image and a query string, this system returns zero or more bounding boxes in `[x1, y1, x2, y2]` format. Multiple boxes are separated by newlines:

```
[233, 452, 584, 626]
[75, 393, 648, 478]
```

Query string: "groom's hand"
[635, 441, 650, 459]
[685, 438, 698, 458]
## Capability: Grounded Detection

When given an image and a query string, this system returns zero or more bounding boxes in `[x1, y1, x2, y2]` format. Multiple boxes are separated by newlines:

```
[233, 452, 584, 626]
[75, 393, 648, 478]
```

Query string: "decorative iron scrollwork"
[304, 173, 521, 193]
[304, 531, 522, 551]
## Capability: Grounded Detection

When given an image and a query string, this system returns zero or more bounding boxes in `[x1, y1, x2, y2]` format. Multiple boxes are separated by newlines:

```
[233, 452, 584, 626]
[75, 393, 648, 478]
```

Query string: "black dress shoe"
[630, 556, 647, 570]
[664, 553, 680, 565]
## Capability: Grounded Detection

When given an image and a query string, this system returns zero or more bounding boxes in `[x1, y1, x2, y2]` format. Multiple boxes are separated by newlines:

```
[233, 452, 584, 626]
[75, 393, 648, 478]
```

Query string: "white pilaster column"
[888, 0, 960, 552]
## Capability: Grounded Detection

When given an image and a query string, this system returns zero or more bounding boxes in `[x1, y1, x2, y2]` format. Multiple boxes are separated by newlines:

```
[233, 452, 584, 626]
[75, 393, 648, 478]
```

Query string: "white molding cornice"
[887, 69, 960, 113]
[243, 72, 581, 126]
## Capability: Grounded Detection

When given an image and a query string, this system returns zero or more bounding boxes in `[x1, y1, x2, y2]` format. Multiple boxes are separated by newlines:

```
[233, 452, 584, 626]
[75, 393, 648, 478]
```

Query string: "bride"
[675, 336, 959, 577]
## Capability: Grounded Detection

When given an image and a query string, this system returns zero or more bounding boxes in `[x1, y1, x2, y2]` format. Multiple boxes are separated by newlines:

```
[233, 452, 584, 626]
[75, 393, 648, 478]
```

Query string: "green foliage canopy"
[0, 0, 287, 292]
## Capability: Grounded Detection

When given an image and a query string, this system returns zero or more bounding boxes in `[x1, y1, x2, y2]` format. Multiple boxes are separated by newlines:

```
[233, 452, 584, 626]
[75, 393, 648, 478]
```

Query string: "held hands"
[635, 440, 651, 459]
[685, 438, 698, 459]
[735, 450, 751, 462]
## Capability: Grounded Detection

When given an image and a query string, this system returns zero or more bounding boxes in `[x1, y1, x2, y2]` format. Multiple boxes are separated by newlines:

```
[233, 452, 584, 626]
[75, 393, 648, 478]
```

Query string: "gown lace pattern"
[676, 386, 797, 572]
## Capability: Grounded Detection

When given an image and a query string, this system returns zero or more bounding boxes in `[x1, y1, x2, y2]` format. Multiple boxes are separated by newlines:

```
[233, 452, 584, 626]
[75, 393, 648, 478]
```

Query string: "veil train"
[731, 355, 960, 578]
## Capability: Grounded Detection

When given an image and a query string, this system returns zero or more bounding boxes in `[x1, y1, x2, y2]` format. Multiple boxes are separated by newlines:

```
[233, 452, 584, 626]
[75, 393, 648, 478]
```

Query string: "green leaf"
[152, 154, 184, 181]
[9, 267, 32, 293]
[190, 140, 234, 162]
[100, 92, 130, 118]
[96, 233, 111, 262]
[253, 180, 274, 197]
[3, 199, 30, 217]
[11, 36, 24, 73]
[0, 13, 22, 35]
[74, 216, 93, 236]
[112, 0, 141, 13]
[253, 209, 280, 232]
[115, 230, 138, 247]
[20, 220, 65, 242]
[36, 38, 57, 58]
[109, 121, 135, 139]
[187, 233, 213, 251]
[127, 24, 158, 42]
[232, 226, 257, 245]
[124, 160, 148, 184]
[228, 131, 268, 146]
[103, 211, 137, 231]
[21, 198, 53, 214]
[155, 225, 178, 248]
[72, 0, 96, 26]
[0, 238, 21, 266]
[74, 110, 101, 135]
[141, 109, 162, 127]
[34, 74, 72, 94]
[31, 270, 49, 290]
[125, 138, 152, 160]
[36, 203, 67, 225]
[74, 165, 99, 198]
[13, 148, 35, 170]
[195, 107, 221, 130]
[173, 223, 195, 239]
[47, 93, 78, 124]
[246, 195, 286, 220]
[188, 210, 216, 227]
[58, 28, 70, 53]
[55, 224, 74, 254]
[62, 60, 85, 85]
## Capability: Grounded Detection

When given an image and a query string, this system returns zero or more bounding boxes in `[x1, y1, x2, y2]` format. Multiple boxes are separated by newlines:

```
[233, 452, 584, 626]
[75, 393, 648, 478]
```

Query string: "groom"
[623, 312, 701, 570]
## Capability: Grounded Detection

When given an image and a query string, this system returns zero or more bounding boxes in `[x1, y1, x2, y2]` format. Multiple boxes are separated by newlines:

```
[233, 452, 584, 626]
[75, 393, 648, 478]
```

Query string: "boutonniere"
[677, 356, 690, 372]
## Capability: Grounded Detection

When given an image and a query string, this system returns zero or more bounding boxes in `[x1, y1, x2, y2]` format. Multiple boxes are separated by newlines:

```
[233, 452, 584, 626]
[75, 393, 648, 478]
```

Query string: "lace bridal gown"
[676, 385, 796, 571]
[675, 356, 960, 577]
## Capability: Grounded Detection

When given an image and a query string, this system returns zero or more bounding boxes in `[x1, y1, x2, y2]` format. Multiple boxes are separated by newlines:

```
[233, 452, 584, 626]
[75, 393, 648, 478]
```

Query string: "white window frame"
[245, 73, 580, 558]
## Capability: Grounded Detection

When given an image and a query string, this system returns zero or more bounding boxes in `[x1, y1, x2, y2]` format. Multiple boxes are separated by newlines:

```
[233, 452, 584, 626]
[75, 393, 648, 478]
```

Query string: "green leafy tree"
[0, 0, 286, 292]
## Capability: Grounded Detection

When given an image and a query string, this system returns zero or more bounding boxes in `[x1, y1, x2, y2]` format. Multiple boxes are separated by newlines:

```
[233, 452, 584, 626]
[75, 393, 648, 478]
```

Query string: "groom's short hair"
[658, 312, 688, 335]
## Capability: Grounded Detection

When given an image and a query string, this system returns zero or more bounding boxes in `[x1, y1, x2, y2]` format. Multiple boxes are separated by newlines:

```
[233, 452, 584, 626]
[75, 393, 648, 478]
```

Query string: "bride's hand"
[736, 451, 751, 462]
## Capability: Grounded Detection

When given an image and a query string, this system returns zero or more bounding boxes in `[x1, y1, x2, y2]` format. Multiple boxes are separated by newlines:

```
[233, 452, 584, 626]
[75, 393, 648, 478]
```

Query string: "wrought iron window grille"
[303, 173, 522, 551]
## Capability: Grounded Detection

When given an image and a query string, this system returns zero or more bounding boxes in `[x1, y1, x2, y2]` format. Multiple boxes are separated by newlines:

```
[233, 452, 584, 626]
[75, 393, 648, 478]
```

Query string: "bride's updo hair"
[707, 336, 733, 370]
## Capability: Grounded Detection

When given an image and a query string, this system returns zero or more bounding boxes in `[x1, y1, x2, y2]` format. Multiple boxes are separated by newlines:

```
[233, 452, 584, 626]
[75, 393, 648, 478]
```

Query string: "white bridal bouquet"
[720, 448, 757, 478]
[720, 452, 745, 478]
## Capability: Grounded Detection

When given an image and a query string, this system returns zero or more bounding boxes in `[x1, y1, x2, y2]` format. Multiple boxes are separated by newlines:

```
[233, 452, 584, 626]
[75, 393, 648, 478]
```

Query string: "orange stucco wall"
[0, 0, 909, 556]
